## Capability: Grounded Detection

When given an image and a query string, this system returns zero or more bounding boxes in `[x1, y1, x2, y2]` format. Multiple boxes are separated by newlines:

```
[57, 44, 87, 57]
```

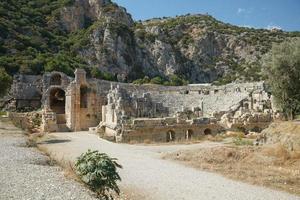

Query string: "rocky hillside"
[1, 0, 299, 85]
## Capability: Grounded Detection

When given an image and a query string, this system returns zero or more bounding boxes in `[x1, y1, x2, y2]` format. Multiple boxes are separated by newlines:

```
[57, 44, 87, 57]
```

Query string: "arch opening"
[251, 126, 262, 133]
[50, 88, 65, 114]
[50, 74, 62, 86]
[166, 130, 176, 142]
[204, 128, 212, 135]
[186, 129, 193, 140]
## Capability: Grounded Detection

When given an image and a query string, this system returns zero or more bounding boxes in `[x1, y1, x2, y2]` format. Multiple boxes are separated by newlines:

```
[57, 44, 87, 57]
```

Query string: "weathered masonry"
[6, 69, 278, 143]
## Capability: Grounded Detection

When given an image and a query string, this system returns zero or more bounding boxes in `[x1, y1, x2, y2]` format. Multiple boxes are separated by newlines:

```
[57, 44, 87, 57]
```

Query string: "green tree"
[91, 67, 102, 79]
[168, 75, 188, 86]
[150, 76, 164, 84]
[0, 68, 12, 97]
[90, 67, 117, 81]
[262, 39, 300, 120]
[75, 150, 122, 199]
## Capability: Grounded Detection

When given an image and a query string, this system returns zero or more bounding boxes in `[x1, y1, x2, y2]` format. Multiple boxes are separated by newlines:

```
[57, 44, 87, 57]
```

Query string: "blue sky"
[112, 0, 300, 31]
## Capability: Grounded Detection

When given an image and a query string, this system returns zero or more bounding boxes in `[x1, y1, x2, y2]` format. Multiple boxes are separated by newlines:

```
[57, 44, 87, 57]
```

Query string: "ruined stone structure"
[6, 69, 276, 143]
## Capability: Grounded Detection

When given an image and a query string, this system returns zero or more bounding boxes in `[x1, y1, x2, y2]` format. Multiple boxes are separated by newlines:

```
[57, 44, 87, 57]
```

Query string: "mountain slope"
[0, 0, 299, 85]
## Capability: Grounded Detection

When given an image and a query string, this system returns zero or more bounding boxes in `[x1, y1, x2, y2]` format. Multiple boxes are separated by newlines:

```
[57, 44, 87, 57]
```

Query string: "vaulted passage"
[166, 130, 176, 142]
[50, 88, 65, 114]
[204, 128, 212, 135]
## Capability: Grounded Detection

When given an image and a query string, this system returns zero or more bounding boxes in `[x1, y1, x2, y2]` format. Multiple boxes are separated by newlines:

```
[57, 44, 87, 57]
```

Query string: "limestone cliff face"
[59, 0, 133, 32]
[58, 1, 299, 83]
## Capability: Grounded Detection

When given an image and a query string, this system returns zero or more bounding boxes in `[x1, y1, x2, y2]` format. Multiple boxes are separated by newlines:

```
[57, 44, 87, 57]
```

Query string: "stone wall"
[10, 75, 43, 111]
[8, 72, 266, 118]
[6, 70, 273, 137]
[8, 111, 42, 133]
[96, 80, 266, 116]
[100, 117, 224, 143]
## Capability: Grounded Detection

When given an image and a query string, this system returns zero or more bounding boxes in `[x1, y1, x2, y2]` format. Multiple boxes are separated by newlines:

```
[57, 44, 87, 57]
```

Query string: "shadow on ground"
[39, 139, 71, 144]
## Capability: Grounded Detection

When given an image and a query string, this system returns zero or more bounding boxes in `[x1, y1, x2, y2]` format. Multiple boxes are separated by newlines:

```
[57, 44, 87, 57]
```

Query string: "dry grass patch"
[163, 144, 300, 195]
[225, 131, 245, 138]
[25, 132, 45, 147]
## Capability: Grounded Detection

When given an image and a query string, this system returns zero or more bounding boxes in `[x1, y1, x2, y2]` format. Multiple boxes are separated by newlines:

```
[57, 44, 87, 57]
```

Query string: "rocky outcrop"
[59, 0, 133, 32]
[2, 0, 299, 84]
[64, 3, 299, 83]
[262, 122, 300, 152]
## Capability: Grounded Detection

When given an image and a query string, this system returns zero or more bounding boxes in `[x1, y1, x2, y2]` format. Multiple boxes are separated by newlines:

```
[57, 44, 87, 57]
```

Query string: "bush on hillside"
[0, 67, 12, 97]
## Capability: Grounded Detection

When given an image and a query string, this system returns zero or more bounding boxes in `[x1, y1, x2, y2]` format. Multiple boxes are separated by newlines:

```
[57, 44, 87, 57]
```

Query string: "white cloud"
[241, 25, 255, 29]
[237, 8, 253, 16]
[237, 8, 246, 14]
[266, 23, 282, 30]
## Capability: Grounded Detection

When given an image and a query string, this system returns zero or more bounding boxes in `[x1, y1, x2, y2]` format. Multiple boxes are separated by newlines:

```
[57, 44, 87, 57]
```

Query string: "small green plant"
[26, 135, 38, 147]
[233, 136, 253, 146]
[0, 111, 7, 116]
[75, 150, 122, 199]
[32, 114, 42, 127]
[0, 68, 12, 97]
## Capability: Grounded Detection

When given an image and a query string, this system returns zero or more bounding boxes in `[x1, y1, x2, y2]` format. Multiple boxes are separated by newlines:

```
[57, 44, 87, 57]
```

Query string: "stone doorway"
[49, 88, 66, 125]
[204, 128, 212, 135]
[166, 130, 176, 142]
[186, 129, 193, 140]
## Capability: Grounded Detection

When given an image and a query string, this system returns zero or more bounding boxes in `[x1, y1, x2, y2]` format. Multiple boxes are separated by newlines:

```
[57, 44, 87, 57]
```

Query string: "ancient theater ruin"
[6, 69, 278, 143]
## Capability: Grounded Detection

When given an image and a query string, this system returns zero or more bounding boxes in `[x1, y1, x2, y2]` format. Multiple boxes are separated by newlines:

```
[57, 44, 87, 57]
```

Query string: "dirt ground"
[36, 131, 300, 200]
[162, 142, 300, 195]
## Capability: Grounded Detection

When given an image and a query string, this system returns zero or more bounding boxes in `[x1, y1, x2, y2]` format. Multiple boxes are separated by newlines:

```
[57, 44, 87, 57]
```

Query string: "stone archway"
[204, 128, 212, 135]
[251, 126, 262, 133]
[166, 130, 176, 142]
[186, 129, 193, 140]
[49, 88, 65, 114]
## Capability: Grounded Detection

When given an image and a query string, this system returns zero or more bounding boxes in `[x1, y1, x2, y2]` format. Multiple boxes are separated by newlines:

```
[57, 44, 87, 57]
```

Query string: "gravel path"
[0, 118, 98, 200]
[41, 131, 300, 200]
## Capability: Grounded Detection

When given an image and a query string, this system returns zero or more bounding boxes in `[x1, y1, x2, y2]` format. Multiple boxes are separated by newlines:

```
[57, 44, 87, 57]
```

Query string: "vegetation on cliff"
[0, 0, 300, 91]
[136, 14, 299, 84]
[0, 67, 11, 96]
[0, 0, 86, 77]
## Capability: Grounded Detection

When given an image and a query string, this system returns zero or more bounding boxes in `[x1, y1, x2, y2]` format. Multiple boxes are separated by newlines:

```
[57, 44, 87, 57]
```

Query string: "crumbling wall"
[8, 111, 42, 133]
[96, 80, 267, 117]
[10, 75, 43, 111]
[6, 69, 273, 136]
[117, 117, 224, 143]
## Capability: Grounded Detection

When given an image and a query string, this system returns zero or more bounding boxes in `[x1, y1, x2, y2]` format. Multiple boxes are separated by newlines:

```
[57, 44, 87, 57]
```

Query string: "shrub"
[168, 75, 188, 86]
[26, 134, 38, 147]
[132, 78, 144, 85]
[132, 76, 150, 85]
[0, 67, 12, 97]
[91, 67, 102, 79]
[150, 76, 164, 84]
[75, 150, 122, 199]
[233, 136, 253, 146]
[90, 67, 117, 81]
